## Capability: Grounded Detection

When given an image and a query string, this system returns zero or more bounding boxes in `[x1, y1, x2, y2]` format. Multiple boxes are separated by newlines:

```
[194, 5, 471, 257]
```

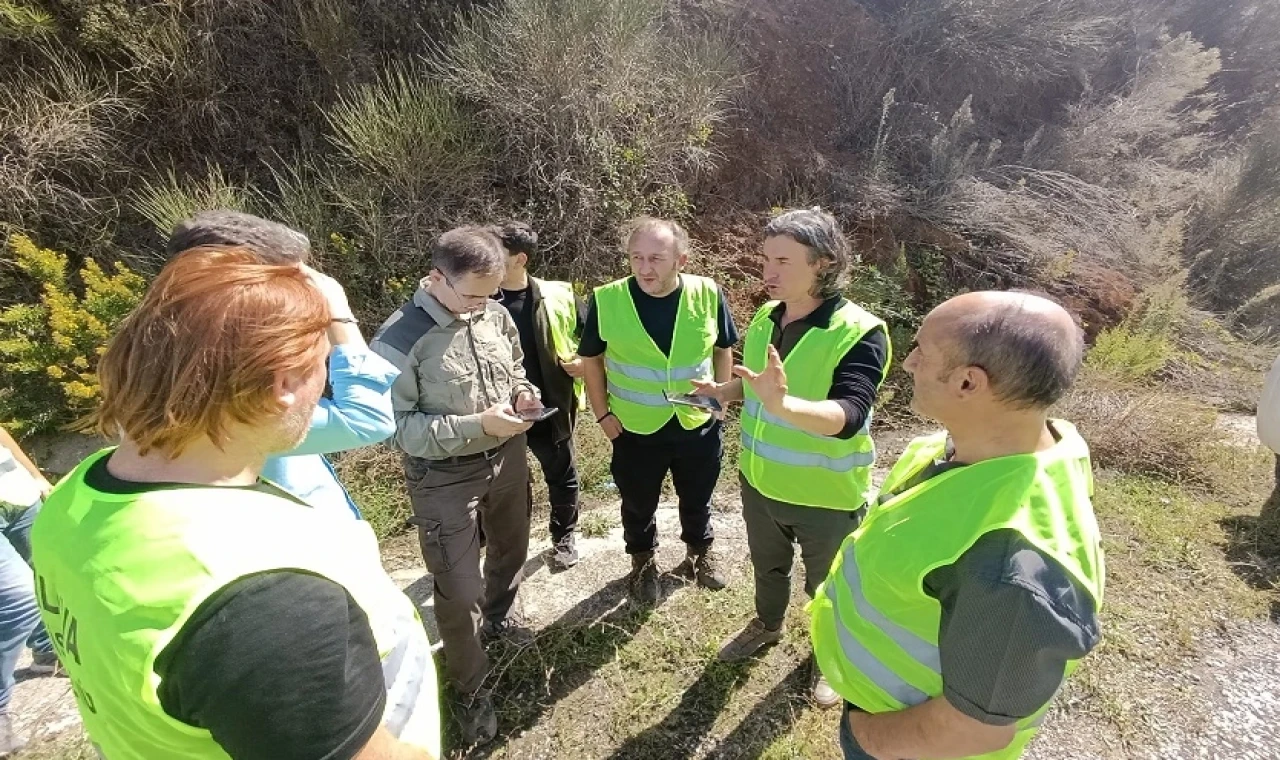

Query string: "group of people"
[2, 205, 1105, 760]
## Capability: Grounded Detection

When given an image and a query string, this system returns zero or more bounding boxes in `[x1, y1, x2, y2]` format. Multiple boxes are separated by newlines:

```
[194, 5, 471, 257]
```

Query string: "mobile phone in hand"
[517, 406, 560, 422]
[662, 390, 722, 412]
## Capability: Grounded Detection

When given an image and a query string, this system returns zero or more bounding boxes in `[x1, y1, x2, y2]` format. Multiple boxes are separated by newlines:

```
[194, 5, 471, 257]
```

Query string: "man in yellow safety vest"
[693, 208, 891, 708]
[580, 217, 739, 604]
[31, 246, 440, 759]
[810, 290, 1104, 760]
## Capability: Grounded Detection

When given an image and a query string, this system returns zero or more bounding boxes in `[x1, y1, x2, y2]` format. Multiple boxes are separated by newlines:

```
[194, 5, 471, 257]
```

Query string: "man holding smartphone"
[579, 217, 738, 605]
[371, 226, 541, 746]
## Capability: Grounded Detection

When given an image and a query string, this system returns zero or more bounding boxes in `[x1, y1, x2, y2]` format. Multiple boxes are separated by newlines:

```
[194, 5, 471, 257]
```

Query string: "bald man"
[810, 291, 1105, 760]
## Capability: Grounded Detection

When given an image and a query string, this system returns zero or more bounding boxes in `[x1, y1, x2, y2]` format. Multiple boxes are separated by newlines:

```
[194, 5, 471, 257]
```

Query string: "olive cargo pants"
[403, 434, 531, 694]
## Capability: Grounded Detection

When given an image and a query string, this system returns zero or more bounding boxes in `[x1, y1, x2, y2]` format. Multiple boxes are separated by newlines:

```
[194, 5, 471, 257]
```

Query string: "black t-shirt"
[766, 297, 890, 439]
[578, 276, 739, 443]
[498, 285, 545, 391]
[85, 456, 386, 760]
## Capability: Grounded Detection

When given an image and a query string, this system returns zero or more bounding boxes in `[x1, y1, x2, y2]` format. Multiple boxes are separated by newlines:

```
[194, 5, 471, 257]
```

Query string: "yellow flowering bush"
[0, 234, 145, 434]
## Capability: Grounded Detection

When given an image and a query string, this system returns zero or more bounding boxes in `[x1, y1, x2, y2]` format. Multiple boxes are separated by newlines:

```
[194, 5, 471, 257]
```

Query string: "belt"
[430, 445, 503, 465]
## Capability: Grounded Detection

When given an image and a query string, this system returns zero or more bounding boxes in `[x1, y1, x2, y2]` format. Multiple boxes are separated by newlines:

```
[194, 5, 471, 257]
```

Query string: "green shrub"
[1086, 326, 1175, 382]
[131, 165, 252, 239]
[0, 233, 146, 434]
[437, 0, 740, 278]
[325, 64, 488, 201]
[1085, 273, 1188, 381]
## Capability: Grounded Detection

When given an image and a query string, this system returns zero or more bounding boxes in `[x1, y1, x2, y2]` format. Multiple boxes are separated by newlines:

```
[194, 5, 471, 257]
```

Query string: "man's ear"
[517, 252, 529, 268]
[677, 251, 690, 270]
[273, 367, 308, 412]
[955, 365, 990, 396]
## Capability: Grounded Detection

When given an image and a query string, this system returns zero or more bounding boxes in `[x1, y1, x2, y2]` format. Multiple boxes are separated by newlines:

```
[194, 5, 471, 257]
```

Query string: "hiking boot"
[0, 711, 24, 758]
[456, 690, 498, 745]
[628, 551, 661, 604]
[28, 650, 63, 677]
[481, 612, 534, 645]
[676, 546, 727, 590]
[553, 533, 579, 569]
[810, 653, 840, 708]
[718, 618, 783, 661]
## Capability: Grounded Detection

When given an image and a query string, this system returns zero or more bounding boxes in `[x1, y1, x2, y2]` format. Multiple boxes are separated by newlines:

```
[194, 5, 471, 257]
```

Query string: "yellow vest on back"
[31, 449, 441, 759]
[811, 421, 1104, 760]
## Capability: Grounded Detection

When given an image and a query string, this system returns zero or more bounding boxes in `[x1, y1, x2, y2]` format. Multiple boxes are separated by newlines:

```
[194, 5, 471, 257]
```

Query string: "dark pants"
[611, 426, 721, 555]
[741, 476, 862, 629]
[526, 421, 580, 542]
[403, 435, 531, 694]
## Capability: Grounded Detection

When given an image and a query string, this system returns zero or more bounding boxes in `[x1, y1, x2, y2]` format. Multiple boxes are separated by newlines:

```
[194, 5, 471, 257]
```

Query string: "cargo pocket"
[411, 517, 455, 574]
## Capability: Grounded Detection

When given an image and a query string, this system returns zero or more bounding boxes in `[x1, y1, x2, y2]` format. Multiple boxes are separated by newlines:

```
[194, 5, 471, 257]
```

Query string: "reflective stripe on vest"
[741, 429, 876, 472]
[743, 399, 873, 439]
[606, 356, 712, 384]
[607, 380, 668, 407]
[595, 275, 719, 435]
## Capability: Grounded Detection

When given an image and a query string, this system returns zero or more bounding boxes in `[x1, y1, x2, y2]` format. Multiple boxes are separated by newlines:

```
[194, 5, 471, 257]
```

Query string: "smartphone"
[662, 390, 722, 412]
[517, 406, 560, 422]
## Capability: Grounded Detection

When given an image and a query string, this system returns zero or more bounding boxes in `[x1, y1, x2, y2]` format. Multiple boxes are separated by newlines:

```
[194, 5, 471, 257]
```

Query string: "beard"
[261, 394, 319, 456]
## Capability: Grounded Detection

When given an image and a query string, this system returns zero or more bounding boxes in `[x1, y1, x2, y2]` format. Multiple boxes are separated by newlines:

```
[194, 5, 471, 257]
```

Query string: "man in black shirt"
[493, 222, 587, 568]
[694, 208, 890, 709]
[579, 218, 739, 603]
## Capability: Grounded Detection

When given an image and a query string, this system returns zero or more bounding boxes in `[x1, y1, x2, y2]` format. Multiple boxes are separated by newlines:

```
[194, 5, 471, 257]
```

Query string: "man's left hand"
[732, 344, 788, 414]
[560, 356, 585, 378]
[36, 475, 53, 499]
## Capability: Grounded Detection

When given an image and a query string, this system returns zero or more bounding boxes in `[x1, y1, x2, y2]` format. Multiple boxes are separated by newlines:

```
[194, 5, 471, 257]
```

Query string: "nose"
[903, 348, 919, 374]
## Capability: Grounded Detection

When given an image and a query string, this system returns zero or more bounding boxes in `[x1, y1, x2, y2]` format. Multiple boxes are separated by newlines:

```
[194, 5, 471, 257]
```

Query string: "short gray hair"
[167, 210, 311, 263]
[948, 297, 1085, 409]
[764, 208, 849, 299]
[432, 225, 507, 279]
[622, 217, 691, 257]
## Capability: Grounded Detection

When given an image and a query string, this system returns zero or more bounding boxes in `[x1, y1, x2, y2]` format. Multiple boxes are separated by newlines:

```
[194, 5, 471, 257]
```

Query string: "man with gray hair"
[693, 207, 890, 707]
[809, 291, 1104, 760]
[166, 210, 399, 519]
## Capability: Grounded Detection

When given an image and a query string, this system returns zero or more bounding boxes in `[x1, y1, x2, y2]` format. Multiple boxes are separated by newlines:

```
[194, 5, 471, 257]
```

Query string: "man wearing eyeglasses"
[371, 225, 542, 747]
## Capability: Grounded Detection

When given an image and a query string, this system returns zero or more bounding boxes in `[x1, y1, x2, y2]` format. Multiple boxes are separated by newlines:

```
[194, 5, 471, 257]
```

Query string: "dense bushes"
[4, 0, 1280, 432]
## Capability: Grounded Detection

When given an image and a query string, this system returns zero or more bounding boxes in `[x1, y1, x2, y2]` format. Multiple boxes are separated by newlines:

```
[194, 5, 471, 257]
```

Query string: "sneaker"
[456, 690, 498, 745]
[28, 650, 63, 677]
[0, 711, 24, 758]
[718, 618, 784, 661]
[810, 654, 840, 708]
[676, 546, 727, 590]
[553, 533, 579, 569]
[481, 613, 534, 645]
[627, 551, 661, 605]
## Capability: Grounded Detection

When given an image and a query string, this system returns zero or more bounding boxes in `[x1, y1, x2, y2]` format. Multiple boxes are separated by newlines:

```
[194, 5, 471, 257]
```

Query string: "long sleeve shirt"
[370, 287, 536, 460]
[260, 345, 399, 518]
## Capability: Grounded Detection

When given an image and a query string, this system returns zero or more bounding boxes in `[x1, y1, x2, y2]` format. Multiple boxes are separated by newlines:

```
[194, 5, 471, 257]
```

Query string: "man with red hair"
[30, 247, 440, 759]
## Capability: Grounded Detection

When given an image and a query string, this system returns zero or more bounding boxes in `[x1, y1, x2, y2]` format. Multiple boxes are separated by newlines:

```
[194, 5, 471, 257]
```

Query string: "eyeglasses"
[440, 271, 496, 308]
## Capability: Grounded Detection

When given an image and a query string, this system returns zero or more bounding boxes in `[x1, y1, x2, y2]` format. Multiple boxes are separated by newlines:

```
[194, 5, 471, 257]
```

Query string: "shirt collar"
[767, 295, 845, 329]
[413, 284, 469, 326]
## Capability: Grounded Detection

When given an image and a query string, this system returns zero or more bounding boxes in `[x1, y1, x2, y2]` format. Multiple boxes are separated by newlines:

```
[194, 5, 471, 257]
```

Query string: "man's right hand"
[598, 412, 623, 441]
[481, 403, 533, 437]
